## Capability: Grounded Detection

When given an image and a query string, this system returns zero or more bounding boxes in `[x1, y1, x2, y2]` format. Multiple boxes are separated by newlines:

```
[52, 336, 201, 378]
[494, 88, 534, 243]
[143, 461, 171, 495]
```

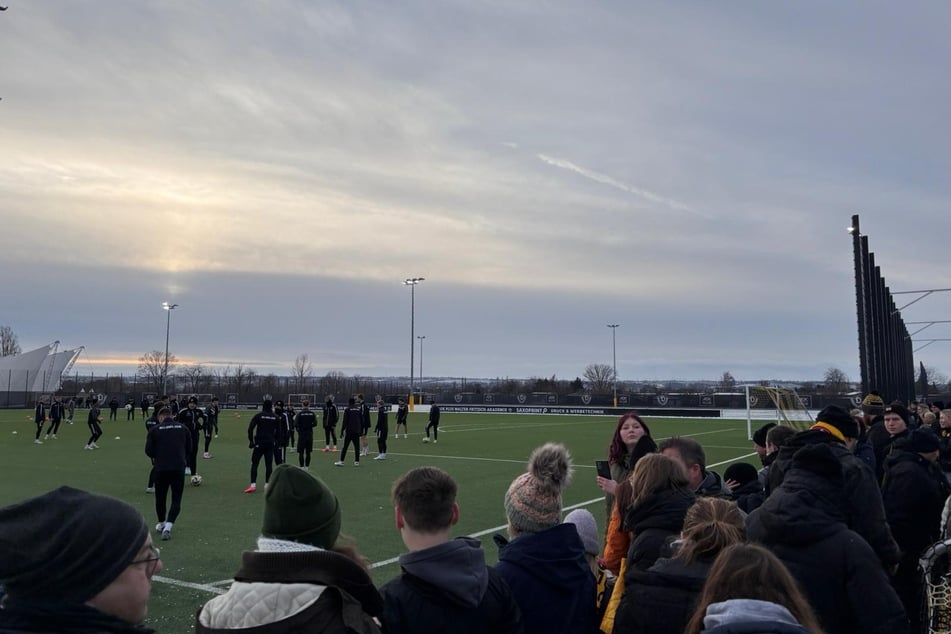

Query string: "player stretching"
[203, 396, 220, 458]
[423, 399, 440, 443]
[245, 398, 280, 493]
[85, 401, 103, 449]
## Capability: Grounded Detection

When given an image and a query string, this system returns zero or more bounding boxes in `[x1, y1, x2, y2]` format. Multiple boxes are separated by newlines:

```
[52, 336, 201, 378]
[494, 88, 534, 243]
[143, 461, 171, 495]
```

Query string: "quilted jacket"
[196, 548, 383, 634]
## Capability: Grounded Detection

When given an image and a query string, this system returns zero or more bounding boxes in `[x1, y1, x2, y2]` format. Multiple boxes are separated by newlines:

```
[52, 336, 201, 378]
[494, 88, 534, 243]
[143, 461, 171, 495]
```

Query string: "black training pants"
[154, 469, 185, 523]
[250, 442, 274, 485]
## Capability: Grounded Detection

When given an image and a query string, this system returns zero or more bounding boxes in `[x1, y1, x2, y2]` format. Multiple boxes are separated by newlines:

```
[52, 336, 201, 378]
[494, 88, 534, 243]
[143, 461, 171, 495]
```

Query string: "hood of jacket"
[497, 523, 589, 589]
[703, 599, 806, 632]
[696, 470, 729, 497]
[397, 537, 489, 609]
[747, 444, 849, 546]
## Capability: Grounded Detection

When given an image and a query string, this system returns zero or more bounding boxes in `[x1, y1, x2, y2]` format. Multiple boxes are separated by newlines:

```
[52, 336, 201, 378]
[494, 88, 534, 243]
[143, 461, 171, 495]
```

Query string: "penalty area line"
[153, 575, 227, 595]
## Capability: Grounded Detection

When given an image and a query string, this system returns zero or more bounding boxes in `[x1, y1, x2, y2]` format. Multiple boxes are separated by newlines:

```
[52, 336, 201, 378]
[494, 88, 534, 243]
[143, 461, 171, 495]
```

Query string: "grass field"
[0, 408, 755, 632]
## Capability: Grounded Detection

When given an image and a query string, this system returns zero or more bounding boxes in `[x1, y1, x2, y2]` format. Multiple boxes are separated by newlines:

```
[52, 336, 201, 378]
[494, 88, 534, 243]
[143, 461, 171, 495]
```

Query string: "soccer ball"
[125, 404, 132, 411]
[190, 475, 203, 487]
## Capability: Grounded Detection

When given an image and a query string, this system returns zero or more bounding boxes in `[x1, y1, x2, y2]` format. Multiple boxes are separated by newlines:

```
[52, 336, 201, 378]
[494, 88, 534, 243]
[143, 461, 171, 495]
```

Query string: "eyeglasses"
[131, 545, 161, 576]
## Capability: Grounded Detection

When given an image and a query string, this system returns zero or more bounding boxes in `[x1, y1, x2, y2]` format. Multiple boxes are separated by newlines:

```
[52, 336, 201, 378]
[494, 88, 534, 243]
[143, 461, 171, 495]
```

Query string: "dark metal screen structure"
[850, 215, 915, 403]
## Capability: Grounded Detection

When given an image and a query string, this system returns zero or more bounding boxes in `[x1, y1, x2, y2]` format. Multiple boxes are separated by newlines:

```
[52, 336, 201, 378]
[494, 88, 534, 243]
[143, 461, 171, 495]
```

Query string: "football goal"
[287, 393, 317, 408]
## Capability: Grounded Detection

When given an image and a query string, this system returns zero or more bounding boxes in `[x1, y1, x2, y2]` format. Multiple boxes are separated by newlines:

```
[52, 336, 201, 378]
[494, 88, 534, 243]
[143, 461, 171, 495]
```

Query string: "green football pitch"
[0, 408, 756, 632]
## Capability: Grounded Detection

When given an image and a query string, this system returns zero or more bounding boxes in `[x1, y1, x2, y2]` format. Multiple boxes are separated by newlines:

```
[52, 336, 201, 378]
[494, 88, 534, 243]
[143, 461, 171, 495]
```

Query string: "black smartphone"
[595, 460, 611, 479]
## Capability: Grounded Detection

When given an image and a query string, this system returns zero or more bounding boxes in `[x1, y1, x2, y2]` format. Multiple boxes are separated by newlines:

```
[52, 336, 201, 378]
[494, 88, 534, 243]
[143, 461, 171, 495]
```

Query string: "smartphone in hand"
[595, 460, 611, 479]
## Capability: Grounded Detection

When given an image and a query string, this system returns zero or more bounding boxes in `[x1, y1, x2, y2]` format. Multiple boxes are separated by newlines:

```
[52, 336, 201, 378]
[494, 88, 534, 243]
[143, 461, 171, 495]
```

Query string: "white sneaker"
[33, 439, 43, 444]
[44, 434, 49, 440]
[84, 444, 92, 450]
[90, 442, 100, 449]
[146, 487, 155, 494]
[333, 461, 345, 467]
[354, 461, 360, 466]
[155, 522, 165, 532]
[51, 434, 57, 439]
[184, 467, 192, 476]
[422, 437, 429, 443]
[433, 439, 437, 444]
[161, 528, 171, 541]
[373, 454, 386, 460]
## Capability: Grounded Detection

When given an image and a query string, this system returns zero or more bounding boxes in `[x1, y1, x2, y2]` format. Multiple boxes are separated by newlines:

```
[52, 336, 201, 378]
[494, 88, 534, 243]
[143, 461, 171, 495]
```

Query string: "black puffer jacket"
[612, 555, 709, 634]
[622, 488, 695, 572]
[766, 428, 900, 567]
[747, 444, 909, 634]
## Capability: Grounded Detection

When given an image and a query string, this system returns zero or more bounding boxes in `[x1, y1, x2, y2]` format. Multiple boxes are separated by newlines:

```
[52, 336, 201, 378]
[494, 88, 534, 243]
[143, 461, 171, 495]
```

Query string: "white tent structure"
[0, 343, 83, 406]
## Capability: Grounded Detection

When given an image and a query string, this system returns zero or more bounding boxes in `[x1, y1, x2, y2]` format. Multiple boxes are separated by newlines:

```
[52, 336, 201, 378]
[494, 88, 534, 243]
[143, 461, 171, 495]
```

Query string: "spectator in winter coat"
[495, 443, 596, 634]
[196, 464, 382, 633]
[596, 412, 658, 520]
[723, 462, 765, 513]
[766, 404, 901, 569]
[684, 544, 824, 634]
[873, 403, 912, 481]
[614, 498, 745, 634]
[381, 467, 522, 633]
[747, 443, 910, 634]
[882, 428, 950, 633]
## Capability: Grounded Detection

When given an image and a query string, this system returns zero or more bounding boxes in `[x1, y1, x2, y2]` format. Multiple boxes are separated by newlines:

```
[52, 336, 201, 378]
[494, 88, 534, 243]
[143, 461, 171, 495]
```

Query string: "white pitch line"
[153, 575, 227, 595]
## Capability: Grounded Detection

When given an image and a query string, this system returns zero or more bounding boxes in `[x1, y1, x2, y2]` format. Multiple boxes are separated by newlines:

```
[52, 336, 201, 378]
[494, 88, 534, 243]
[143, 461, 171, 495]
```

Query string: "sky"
[2, 1, 950, 385]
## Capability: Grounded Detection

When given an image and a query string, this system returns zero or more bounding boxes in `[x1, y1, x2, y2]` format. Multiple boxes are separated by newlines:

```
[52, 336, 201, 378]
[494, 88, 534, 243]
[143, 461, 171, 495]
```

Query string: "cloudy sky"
[2, 1, 949, 384]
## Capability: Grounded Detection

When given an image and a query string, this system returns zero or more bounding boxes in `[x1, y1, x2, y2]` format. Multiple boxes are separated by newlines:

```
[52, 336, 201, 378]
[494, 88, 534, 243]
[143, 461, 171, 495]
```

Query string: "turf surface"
[0, 408, 755, 632]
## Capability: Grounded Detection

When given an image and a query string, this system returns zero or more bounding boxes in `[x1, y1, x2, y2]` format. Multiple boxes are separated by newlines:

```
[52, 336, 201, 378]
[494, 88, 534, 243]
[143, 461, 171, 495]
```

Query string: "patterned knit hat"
[861, 392, 885, 415]
[262, 465, 341, 549]
[504, 442, 573, 535]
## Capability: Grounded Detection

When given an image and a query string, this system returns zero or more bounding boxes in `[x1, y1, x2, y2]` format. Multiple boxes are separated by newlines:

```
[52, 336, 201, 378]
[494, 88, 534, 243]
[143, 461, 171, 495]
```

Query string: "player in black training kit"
[33, 400, 47, 444]
[245, 398, 280, 493]
[85, 402, 103, 449]
[358, 394, 372, 457]
[335, 397, 364, 466]
[423, 399, 440, 443]
[295, 401, 317, 469]
[322, 395, 338, 452]
[45, 396, 65, 440]
[203, 396, 220, 458]
[145, 406, 191, 541]
[395, 398, 408, 439]
[176, 396, 205, 476]
[273, 401, 292, 465]
[144, 406, 161, 493]
[374, 399, 389, 460]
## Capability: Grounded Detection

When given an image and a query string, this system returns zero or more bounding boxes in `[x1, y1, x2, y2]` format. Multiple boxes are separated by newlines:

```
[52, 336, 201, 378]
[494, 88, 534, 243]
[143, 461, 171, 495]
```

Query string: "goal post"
[287, 393, 317, 408]
[744, 385, 815, 439]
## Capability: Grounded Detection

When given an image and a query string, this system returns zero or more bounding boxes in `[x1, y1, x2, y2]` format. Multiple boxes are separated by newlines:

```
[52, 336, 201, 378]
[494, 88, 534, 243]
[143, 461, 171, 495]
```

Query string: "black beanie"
[0, 487, 147, 602]
[884, 403, 910, 426]
[723, 462, 759, 487]
[752, 423, 776, 448]
[907, 428, 940, 454]
[791, 443, 843, 481]
[813, 405, 859, 440]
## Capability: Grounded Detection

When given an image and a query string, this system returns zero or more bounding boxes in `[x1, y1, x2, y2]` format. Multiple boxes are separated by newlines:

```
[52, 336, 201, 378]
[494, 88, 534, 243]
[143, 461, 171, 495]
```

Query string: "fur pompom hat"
[505, 442, 573, 535]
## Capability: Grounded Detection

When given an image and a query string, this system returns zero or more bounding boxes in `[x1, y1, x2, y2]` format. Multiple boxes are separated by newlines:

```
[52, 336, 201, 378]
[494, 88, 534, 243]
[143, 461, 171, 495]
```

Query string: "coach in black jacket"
[748, 443, 909, 634]
[145, 407, 191, 541]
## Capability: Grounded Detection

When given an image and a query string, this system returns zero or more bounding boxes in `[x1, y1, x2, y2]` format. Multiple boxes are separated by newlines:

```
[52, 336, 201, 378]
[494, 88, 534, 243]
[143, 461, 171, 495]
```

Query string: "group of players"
[244, 393, 442, 491]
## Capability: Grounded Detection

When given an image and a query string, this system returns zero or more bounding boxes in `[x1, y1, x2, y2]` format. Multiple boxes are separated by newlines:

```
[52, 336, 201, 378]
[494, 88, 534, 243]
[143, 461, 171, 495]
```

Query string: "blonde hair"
[628, 453, 690, 506]
[675, 498, 745, 564]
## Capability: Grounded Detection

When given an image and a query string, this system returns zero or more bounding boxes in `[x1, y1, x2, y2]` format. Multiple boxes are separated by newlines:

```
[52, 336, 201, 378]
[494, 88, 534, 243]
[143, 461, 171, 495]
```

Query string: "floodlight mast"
[403, 278, 424, 410]
[162, 302, 179, 396]
[608, 324, 620, 407]
[417, 335, 426, 404]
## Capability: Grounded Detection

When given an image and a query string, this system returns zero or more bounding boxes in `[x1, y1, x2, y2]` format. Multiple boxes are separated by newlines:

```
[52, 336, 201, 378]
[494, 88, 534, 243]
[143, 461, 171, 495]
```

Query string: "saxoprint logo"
[656, 395, 669, 406]
[517, 394, 527, 403]
[850, 395, 862, 407]
[581, 394, 592, 405]
[454, 394, 463, 403]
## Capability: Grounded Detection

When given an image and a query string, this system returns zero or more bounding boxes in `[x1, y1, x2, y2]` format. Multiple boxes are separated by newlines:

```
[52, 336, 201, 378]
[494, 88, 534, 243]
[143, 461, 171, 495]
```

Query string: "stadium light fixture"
[162, 302, 179, 396]
[608, 324, 620, 407]
[417, 335, 426, 403]
[403, 278, 425, 410]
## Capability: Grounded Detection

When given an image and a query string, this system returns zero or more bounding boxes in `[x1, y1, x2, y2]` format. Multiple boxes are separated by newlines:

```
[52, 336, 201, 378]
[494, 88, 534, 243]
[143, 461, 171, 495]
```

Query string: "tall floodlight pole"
[403, 278, 425, 410]
[417, 335, 426, 403]
[608, 324, 620, 407]
[161, 302, 179, 396]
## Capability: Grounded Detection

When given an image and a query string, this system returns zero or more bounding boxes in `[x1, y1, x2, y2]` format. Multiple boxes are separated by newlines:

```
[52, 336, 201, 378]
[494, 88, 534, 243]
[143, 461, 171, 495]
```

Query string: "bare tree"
[0, 325, 21, 357]
[178, 364, 209, 394]
[823, 367, 849, 394]
[719, 371, 736, 391]
[583, 363, 614, 393]
[233, 364, 256, 397]
[319, 370, 346, 397]
[138, 350, 178, 392]
[292, 353, 314, 392]
[925, 366, 949, 391]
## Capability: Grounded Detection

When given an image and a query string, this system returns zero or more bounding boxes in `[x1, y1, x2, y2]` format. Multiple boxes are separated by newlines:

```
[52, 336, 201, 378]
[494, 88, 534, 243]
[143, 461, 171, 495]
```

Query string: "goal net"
[287, 393, 317, 408]
[186, 394, 216, 407]
[744, 385, 815, 438]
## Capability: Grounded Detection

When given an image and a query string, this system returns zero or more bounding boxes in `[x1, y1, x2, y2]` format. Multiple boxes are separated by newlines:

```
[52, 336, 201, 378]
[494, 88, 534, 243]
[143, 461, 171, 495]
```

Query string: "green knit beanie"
[262, 465, 341, 549]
